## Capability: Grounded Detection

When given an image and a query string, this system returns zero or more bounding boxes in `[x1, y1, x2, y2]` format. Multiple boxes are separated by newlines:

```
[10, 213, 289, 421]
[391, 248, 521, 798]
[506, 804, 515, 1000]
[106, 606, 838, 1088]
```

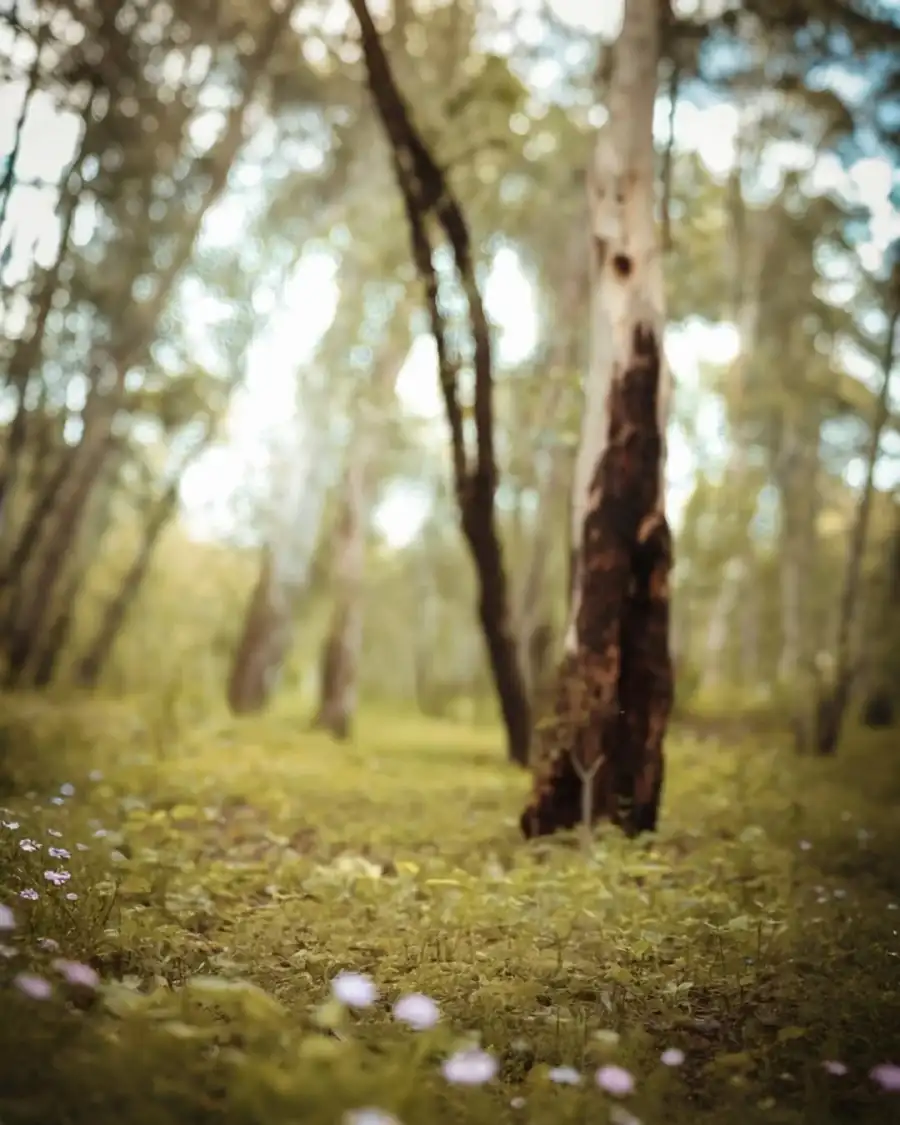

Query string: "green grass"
[0, 693, 899, 1125]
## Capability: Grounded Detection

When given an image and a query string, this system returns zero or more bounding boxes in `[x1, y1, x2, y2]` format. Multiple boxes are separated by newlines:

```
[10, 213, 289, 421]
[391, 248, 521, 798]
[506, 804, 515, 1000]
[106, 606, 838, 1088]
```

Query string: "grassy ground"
[0, 694, 899, 1125]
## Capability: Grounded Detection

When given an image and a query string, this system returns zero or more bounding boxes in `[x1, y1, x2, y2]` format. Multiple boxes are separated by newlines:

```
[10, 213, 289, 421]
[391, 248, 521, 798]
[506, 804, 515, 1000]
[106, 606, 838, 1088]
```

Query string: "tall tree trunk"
[227, 547, 298, 712]
[702, 561, 739, 691]
[861, 515, 899, 728]
[350, 0, 531, 765]
[227, 408, 334, 714]
[16, 449, 121, 689]
[73, 418, 223, 687]
[817, 295, 898, 755]
[314, 325, 409, 738]
[521, 0, 673, 839]
[0, 88, 99, 540]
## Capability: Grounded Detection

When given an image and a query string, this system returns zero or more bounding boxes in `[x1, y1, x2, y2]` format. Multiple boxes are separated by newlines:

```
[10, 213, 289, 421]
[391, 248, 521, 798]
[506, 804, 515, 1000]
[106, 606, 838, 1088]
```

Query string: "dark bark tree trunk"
[816, 290, 898, 755]
[521, 333, 673, 838]
[350, 0, 531, 765]
[227, 548, 297, 713]
[315, 602, 359, 740]
[520, 0, 673, 838]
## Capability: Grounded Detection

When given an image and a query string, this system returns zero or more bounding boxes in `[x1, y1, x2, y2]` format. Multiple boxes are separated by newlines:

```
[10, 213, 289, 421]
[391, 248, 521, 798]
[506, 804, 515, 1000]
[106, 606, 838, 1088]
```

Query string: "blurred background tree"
[0, 0, 897, 752]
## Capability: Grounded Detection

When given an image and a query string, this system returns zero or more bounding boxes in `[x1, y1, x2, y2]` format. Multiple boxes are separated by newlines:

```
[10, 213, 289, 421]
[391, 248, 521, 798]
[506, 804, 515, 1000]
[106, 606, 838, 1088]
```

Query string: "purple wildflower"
[870, 1063, 900, 1092]
[442, 1048, 497, 1085]
[52, 959, 99, 988]
[596, 1065, 635, 1097]
[13, 973, 51, 999]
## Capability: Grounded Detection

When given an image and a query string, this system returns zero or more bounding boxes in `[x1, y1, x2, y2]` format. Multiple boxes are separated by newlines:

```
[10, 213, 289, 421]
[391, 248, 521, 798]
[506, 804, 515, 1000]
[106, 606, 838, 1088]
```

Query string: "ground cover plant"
[0, 695, 899, 1125]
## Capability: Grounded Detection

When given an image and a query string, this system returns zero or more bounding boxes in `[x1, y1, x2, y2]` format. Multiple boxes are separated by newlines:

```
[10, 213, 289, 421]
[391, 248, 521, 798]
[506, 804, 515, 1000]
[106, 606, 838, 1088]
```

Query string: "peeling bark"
[521, 0, 673, 839]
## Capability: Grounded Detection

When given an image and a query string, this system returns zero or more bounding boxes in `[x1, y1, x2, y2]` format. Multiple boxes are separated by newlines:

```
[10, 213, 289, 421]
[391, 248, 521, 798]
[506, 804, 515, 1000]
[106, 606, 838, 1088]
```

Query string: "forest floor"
[0, 695, 899, 1125]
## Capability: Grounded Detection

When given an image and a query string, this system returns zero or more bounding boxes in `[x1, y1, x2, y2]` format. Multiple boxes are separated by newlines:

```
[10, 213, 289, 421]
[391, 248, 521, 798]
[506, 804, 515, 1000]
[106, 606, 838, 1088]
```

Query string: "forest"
[0, 0, 899, 1122]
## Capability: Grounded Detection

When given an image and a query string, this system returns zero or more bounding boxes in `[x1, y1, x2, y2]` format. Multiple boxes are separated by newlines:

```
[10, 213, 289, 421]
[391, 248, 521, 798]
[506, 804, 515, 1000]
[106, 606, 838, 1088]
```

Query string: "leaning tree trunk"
[521, 0, 673, 839]
[350, 0, 532, 765]
[817, 294, 898, 755]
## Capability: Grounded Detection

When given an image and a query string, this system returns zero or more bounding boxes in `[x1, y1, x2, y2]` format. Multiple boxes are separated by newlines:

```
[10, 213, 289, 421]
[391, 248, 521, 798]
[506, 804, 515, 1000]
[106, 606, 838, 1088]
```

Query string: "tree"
[349, 0, 532, 766]
[815, 256, 899, 754]
[521, 0, 673, 839]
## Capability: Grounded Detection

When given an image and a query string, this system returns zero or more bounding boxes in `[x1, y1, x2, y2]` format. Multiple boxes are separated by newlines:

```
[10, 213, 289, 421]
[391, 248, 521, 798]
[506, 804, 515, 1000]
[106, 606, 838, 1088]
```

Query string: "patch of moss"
[0, 695, 899, 1124]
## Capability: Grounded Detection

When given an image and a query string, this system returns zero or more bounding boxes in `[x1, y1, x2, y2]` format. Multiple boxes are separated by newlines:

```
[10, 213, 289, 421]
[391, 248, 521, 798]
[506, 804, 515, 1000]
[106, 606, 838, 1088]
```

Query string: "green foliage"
[1, 699, 899, 1124]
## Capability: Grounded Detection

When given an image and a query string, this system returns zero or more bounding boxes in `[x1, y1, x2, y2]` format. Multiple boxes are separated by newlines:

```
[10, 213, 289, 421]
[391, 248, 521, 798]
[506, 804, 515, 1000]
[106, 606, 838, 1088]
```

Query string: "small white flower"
[47, 829, 63, 839]
[110, 850, 126, 863]
[442, 1047, 497, 1085]
[65, 892, 78, 901]
[2, 820, 20, 830]
[799, 840, 812, 851]
[0, 905, 15, 931]
[93, 829, 107, 838]
[50, 797, 64, 806]
[48, 847, 70, 860]
[19, 838, 41, 852]
[37, 937, 60, 952]
[44, 869, 70, 886]
[596, 1065, 635, 1096]
[89, 770, 103, 782]
[510, 1097, 526, 1109]
[331, 971, 377, 1008]
[548, 1065, 582, 1085]
[75, 843, 89, 852]
[342, 1109, 401, 1125]
[661, 1047, 685, 1067]
[392, 992, 440, 1030]
[823, 1060, 848, 1076]
[19, 888, 39, 901]
[60, 784, 75, 797]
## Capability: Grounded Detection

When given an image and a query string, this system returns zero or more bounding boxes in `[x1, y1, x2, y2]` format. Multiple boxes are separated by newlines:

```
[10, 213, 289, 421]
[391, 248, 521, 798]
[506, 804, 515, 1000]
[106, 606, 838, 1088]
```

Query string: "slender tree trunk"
[0, 90, 98, 539]
[313, 308, 409, 737]
[226, 547, 298, 713]
[227, 406, 334, 713]
[74, 475, 189, 686]
[521, 0, 673, 839]
[817, 299, 898, 755]
[18, 450, 121, 688]
[351, 0, 531, 765]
